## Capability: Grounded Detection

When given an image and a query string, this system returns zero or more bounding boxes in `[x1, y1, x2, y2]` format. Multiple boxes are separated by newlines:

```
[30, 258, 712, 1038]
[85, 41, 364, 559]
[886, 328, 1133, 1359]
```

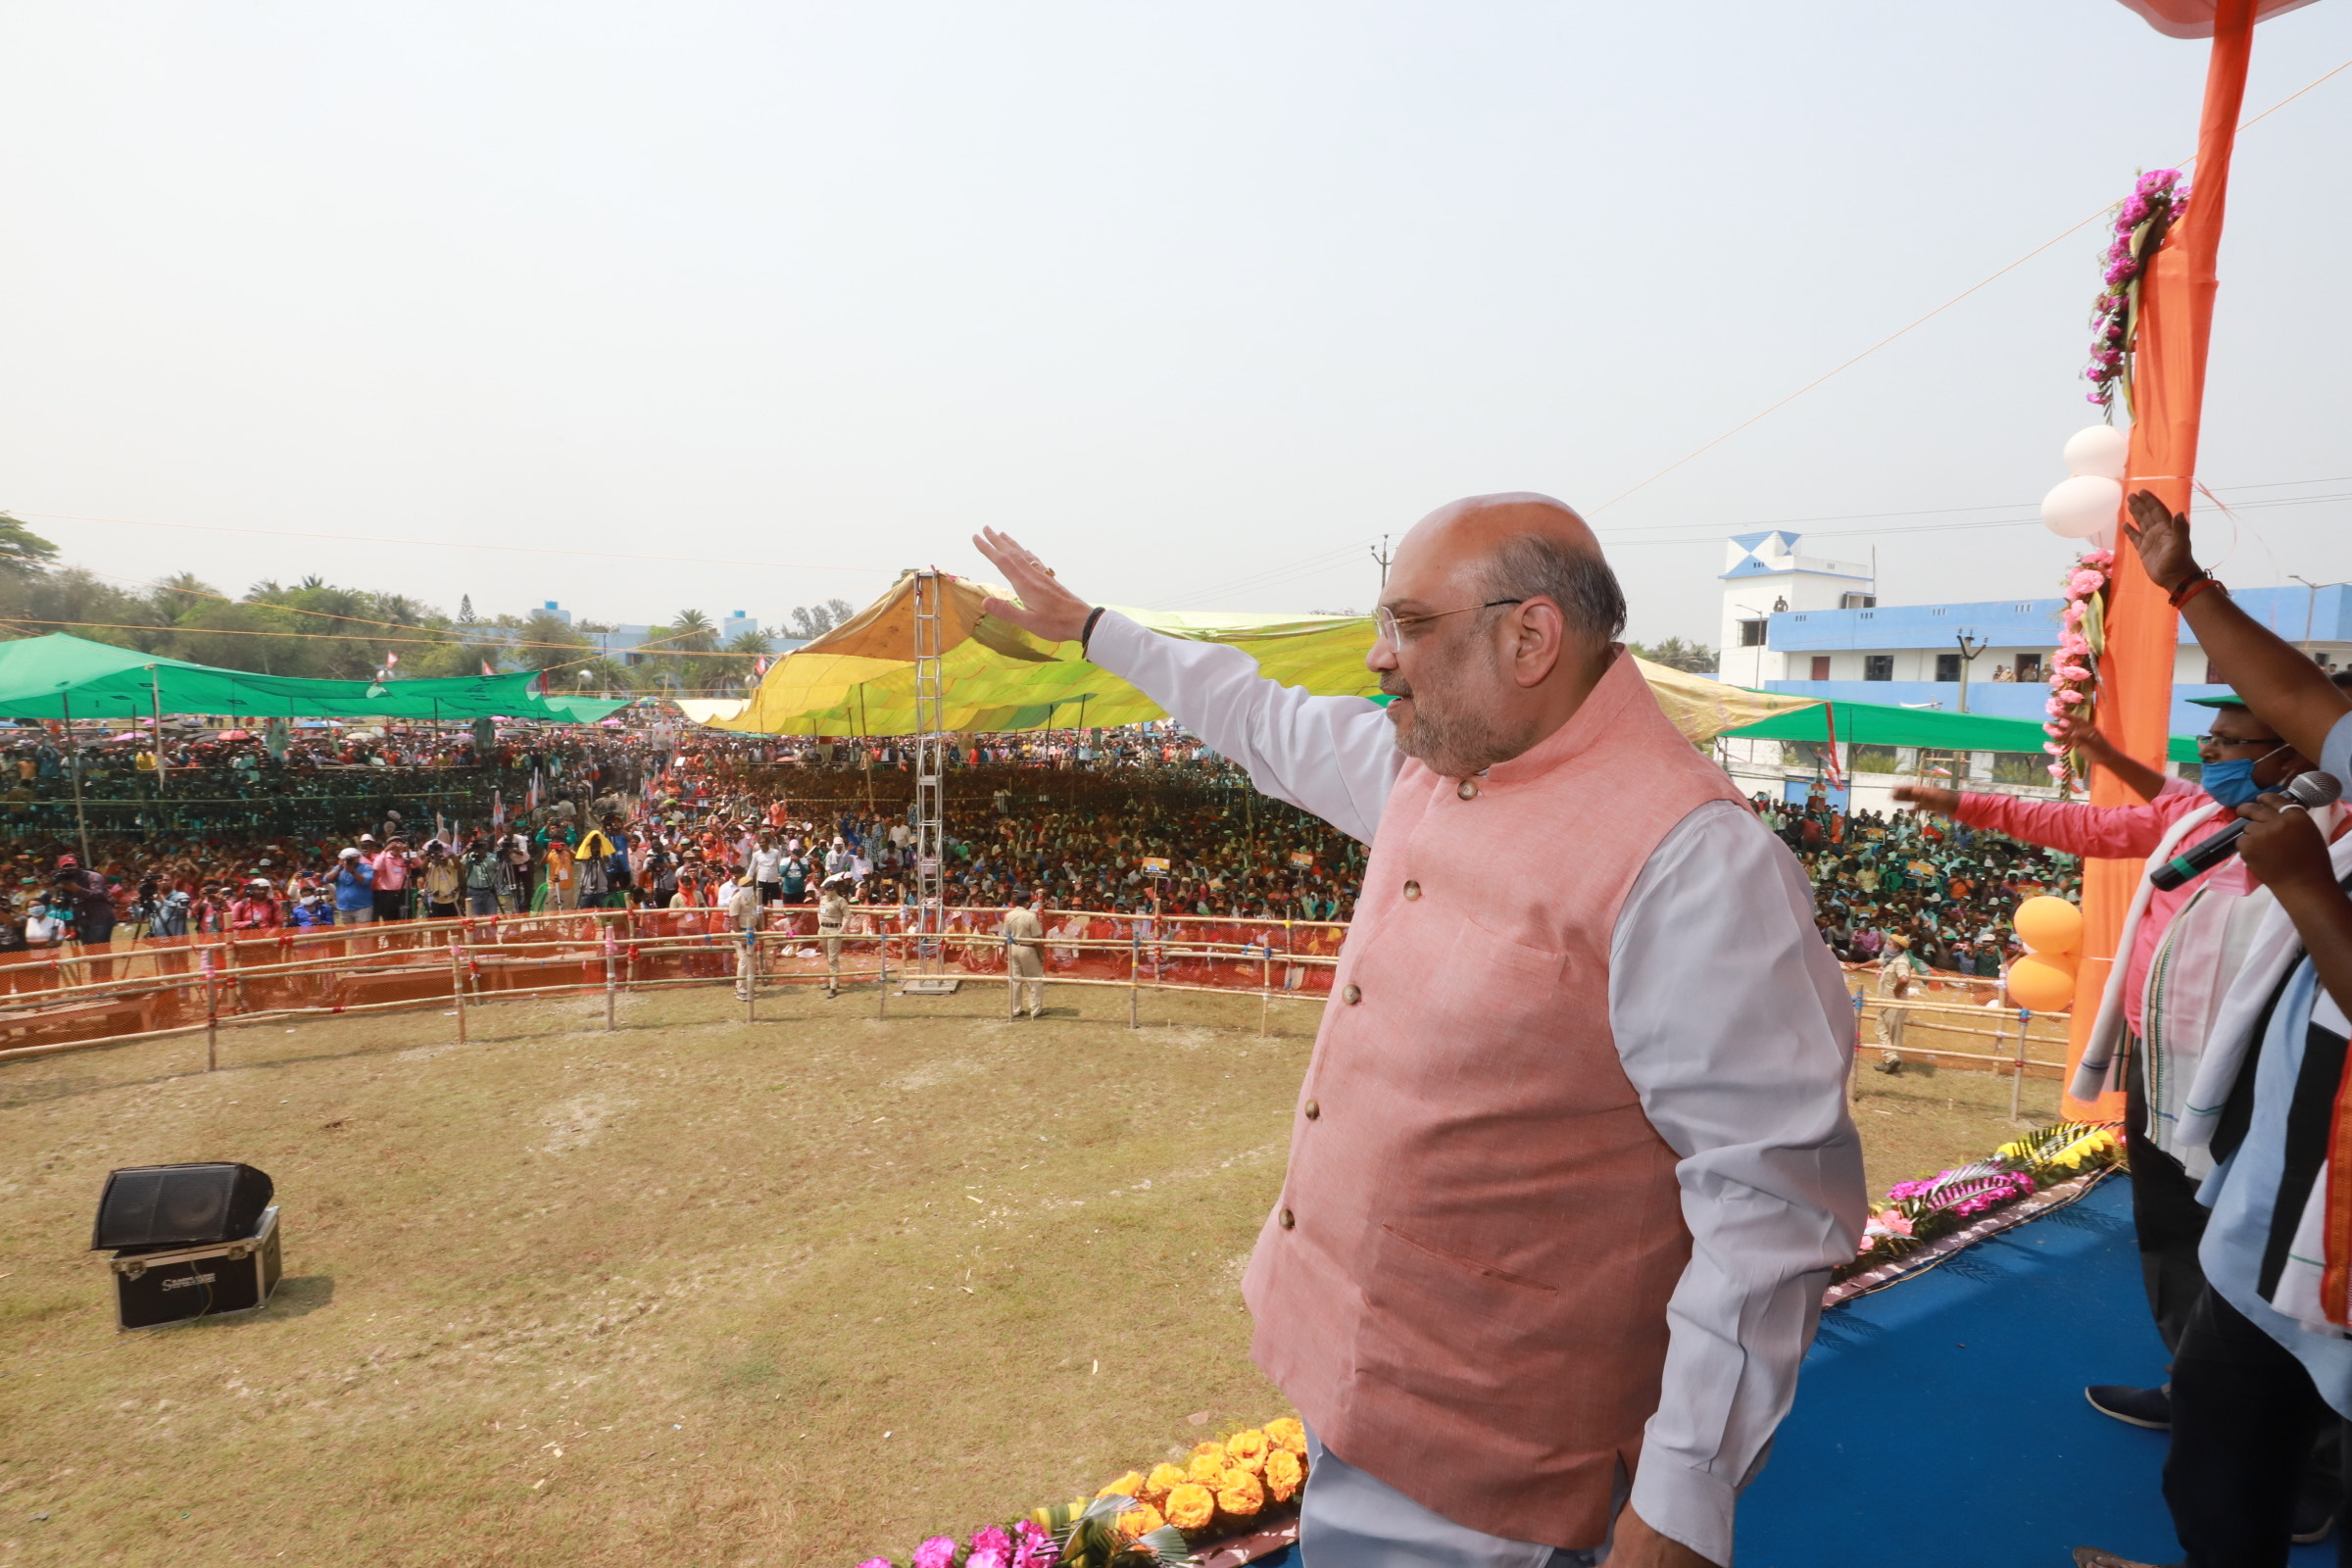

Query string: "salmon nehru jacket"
[1087, 612, 1866, 1563]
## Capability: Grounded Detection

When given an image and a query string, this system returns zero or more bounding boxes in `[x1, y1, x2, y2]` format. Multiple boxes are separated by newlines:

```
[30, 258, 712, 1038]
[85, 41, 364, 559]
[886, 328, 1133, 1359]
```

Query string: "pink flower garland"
[2044, 548, 2113, 789]
[2083, 170, 2187, 410]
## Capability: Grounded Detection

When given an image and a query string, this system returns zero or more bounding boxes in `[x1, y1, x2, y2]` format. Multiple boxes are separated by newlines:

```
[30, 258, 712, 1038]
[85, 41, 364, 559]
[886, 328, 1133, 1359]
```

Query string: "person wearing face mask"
[1896, 699, 2336, 1462]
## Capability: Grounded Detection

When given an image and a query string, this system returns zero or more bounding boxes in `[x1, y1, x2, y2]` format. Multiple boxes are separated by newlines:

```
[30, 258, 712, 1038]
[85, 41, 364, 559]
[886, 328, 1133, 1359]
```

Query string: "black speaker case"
[109, 1206, 281, 1330]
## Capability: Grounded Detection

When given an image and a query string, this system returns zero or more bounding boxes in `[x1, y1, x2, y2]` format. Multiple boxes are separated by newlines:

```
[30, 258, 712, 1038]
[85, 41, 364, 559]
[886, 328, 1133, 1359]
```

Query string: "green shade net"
[1722, 696, 2201, 763]
[0, 633, 626, 724]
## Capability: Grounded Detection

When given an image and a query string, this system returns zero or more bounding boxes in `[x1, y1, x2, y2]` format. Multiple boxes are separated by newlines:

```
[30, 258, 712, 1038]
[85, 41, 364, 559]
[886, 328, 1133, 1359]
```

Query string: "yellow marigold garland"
[1185, 1451, 1226, 1486]
[1117, 1501, 1167, 1540]
[1263, 1417, 1307, 1456]
[1224, 1428, 1270, 1474]
[1095, 1470, 1146, 1502]
[1164, 1482, 1217, 1534]
[1264, 1447, 1305, 1503]
[1141, 1463, 1186, 1505]
[1216, 1468, 1266, 1520]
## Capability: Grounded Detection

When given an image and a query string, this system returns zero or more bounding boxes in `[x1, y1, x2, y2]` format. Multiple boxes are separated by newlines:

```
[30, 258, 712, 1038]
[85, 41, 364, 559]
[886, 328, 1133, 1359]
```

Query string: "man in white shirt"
[750, 832, 786, 906]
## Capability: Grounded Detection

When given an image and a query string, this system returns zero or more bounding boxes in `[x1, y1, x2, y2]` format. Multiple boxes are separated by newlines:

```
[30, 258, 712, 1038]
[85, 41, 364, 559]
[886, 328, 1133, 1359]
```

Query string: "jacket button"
[1401, 880, 1421, 901]
[1303, 1100, 1320, 1120]
[1457, 778, 1479, 800]
[1278, 1207, 1296, 1230]
[1342, 983, 1360, 1004]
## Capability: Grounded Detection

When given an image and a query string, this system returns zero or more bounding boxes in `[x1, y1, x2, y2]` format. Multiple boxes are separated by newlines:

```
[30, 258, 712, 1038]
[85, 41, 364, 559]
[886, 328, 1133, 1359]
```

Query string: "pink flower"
[2046, 698, 2068, 717]
[914, 1537, 959, 1568]
[967, 1526, 1013, 1568]
[2059, 632, 2090, 656]
[2059, 663, 2092, 682]
[856, 1561, 894, 1568]
[1010, 1521, 1056, 1568]
[2082, 548, 2115, 566]
[2049, 761, 2069, 776]
[2059, 689, 2085, 705]
[2062, 603, 2086, 626]
[2069, 570, 2107, 597]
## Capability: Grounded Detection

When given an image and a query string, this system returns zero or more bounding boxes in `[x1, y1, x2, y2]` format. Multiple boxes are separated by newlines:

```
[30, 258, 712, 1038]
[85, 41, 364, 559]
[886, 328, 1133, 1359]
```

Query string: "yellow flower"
[1164, 1482, 1216, 1533]
[1264, 1447, 1304, 1503]
[1224, 1428, 1270, 1474]
[1117, 1501, 1167, 1540]
[1216, 1468, 1266, 1520]
[1186, 1451, 1226, 1486]
[1191, 1440, 1227, 1462]
[1142, 1463, 1186, 1505]
[1096, 1470, 1146, 1502]
[1263, 1417, 1307, 1456]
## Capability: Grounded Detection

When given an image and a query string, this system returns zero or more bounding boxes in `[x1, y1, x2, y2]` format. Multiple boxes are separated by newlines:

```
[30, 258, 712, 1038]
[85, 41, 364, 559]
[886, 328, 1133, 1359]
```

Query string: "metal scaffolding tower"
[903, 568, 958, 994]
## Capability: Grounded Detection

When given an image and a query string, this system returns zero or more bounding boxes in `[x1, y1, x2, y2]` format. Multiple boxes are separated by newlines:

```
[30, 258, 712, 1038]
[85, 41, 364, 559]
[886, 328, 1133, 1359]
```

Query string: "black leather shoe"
[2084, 1383, 2171, 1431]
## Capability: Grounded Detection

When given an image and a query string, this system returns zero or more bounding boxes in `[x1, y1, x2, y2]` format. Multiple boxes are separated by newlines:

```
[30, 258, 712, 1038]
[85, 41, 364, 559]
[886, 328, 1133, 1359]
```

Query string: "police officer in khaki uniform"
[816, 877, 851, 999]
[1003, 889, 1046, 1019]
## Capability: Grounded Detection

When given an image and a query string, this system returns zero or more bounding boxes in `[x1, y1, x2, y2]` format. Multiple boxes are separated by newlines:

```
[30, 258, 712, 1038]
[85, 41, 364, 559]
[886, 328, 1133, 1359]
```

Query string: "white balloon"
[2043, 474, 2124, 539]
[2063, 424, 2131, 480]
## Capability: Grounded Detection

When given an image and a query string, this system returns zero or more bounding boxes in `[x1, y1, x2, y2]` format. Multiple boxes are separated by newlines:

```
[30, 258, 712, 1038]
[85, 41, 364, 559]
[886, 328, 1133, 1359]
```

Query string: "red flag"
[754, 657, 769, 676]
[481, 660, 495, 677]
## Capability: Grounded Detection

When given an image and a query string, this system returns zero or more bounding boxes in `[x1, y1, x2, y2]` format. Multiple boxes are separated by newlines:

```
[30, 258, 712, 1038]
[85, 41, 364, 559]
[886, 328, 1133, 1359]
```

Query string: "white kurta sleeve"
[1085, 610, 1402, 844]
[1608, 799, 1866, 1566]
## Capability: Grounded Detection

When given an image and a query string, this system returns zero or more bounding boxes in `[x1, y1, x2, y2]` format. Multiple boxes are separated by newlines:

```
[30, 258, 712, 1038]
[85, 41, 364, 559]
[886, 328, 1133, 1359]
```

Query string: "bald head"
[1368, 492, 1627, 777]
[1389, 492, 1625, 648]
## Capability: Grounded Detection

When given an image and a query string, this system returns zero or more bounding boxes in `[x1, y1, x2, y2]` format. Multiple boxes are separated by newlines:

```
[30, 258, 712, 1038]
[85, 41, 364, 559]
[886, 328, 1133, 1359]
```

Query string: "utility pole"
[1954, 631, 1987, 713]
[2292, 574, 2319, 659]
[1369, 535, 1392, 592]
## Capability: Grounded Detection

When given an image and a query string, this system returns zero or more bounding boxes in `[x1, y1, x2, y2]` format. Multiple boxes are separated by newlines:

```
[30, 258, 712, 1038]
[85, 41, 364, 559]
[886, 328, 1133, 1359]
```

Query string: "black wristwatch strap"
[1080, 606, 1106, 656]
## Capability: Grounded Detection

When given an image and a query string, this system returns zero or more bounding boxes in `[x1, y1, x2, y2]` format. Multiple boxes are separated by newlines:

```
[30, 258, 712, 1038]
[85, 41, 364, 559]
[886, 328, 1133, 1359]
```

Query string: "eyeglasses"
[1372, 599, 1526, 647]
[2196, 731, 2285, 756]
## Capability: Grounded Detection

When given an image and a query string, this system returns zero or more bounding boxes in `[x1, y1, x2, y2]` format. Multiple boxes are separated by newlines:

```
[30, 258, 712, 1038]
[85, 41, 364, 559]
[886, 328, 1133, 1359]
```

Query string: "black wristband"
[1080, 606, 1106, 656]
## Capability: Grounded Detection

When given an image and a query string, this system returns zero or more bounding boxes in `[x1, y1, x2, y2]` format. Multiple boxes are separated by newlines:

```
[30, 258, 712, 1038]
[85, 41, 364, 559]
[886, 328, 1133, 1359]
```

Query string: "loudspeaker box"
[91, 1162, 274, 1252]
[109, 1206, 282, 1329]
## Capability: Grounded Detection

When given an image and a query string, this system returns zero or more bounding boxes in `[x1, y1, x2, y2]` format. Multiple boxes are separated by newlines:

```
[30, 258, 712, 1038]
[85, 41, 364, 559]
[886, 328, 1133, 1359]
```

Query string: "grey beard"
[1389, 698, 1532, 780]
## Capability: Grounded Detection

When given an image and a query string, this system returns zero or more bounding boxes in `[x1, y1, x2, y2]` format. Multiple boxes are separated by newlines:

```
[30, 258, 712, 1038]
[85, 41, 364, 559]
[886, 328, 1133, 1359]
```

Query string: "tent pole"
[148, 665, 169, 799]
[61, 690, 90, 866]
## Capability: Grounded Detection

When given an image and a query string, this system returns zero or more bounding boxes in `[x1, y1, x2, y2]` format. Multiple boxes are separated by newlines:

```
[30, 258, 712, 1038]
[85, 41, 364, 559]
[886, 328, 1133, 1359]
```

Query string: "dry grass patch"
[0, 978, 2035, 1567]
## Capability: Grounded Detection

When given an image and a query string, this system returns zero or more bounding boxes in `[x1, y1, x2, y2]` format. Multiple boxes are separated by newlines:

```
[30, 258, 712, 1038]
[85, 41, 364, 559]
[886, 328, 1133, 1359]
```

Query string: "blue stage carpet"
[1253, 1176, 2330, 1566]
[1742, 1174, 2331, 1568]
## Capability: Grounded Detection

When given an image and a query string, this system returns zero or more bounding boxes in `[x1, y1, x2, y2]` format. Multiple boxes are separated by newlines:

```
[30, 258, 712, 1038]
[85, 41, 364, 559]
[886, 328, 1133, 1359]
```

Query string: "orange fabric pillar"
[2061, 0, 2256, 1119]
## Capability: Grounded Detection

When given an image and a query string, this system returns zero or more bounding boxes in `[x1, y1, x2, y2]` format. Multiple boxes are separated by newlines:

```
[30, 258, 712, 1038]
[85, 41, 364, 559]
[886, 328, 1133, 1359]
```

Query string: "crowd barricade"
[0, 906, 1348, 1066]
[1838, 960, 2074, 1083]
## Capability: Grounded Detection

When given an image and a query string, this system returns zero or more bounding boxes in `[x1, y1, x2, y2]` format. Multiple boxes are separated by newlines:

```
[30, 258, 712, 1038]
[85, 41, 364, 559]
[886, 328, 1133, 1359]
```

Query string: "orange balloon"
[2013, 895, 2084, 956]
[2005, 954, 2079, 1012]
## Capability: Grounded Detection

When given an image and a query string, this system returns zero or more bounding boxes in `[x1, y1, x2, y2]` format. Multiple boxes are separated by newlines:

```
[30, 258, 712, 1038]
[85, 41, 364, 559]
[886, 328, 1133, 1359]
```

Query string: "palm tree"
[151, 571, 221, 622]
[663, 610, 719, 655]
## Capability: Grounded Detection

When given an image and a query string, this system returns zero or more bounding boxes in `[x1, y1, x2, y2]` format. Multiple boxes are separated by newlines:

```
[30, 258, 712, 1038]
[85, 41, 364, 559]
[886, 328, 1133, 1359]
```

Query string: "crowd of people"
[1756, 791, 2082, 979]
[0, 714, 2100, 986]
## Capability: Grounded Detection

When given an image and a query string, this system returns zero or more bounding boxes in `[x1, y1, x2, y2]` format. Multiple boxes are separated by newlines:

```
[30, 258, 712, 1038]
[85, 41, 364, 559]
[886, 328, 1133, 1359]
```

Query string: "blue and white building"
[1718, 530, 2352, 736]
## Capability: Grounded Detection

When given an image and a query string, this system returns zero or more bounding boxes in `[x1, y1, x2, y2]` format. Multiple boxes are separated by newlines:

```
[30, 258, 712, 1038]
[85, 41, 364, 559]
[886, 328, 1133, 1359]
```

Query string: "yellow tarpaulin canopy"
[710, 571, 1814, 746]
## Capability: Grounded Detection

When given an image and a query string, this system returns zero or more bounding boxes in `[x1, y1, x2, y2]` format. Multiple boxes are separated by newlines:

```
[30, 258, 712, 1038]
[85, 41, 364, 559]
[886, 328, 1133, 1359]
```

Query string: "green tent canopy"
[0, 633, 626, 724]
[1721, 696, 2200, 764]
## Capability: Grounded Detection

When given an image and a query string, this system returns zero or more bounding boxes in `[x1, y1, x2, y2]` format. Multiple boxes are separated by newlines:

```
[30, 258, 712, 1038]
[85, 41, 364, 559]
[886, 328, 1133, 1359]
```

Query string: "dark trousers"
[2127, 1042, 2212, 1353]
[2167, 1287, 2352, 1566]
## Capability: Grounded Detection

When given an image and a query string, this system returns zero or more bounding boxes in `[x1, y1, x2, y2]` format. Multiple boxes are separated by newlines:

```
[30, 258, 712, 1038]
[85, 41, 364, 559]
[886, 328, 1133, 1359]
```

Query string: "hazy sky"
[2, 2, 2348, 644]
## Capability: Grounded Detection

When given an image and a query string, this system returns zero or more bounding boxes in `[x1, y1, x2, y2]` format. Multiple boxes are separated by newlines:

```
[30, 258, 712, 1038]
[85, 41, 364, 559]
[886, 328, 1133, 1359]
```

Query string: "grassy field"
[0, 977, 2059, 1568]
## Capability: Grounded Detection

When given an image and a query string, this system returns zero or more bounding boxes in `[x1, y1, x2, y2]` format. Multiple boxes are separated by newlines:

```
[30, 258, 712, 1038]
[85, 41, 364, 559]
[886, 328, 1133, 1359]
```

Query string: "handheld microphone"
[2150, 769, 2343, 892]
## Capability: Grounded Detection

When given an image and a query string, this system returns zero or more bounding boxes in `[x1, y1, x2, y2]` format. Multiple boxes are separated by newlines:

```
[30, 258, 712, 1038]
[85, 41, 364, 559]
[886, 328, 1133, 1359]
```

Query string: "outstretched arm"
[2127, 490, 2351, 764]
[972, 529, 1401, 843]
[1892, 714, 2166, 813]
